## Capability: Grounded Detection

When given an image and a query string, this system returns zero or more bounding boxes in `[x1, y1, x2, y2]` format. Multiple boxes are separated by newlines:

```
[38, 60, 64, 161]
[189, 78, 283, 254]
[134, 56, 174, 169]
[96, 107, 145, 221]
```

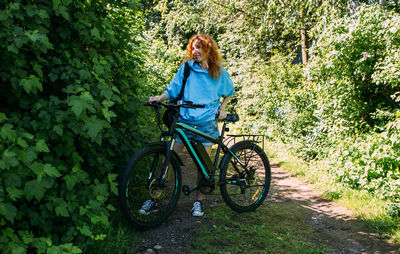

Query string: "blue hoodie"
[165, 60, 235, 124]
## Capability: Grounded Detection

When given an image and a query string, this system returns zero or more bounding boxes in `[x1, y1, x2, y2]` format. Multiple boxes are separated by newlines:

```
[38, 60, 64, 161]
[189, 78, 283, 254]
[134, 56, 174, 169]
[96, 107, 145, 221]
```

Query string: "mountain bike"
[118, 101, 271, 229]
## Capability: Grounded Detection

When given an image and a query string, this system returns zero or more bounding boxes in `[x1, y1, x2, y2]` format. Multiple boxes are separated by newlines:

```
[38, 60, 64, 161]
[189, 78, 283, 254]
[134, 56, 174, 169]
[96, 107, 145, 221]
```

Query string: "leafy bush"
[0, 0, 155, 252]
[232, 54, 323, 160]
[308, 4, 400, 138]
[328, 113, 400, 201]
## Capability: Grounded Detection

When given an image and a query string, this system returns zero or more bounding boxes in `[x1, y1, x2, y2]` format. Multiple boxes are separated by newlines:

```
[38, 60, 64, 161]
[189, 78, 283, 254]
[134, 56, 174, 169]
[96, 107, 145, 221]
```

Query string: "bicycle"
[118, 100, 271, 229]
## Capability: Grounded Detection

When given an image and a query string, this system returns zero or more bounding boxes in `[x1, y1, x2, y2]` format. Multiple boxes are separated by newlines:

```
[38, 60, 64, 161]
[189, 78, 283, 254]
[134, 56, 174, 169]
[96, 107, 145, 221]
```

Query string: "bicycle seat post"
[212, 120, 228, 173]
[219, 120, 228, 142]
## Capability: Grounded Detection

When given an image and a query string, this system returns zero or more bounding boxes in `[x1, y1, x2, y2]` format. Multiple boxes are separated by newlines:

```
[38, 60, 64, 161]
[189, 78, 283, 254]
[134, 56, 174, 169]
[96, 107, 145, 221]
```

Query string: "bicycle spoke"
[220, 141, 271, 212]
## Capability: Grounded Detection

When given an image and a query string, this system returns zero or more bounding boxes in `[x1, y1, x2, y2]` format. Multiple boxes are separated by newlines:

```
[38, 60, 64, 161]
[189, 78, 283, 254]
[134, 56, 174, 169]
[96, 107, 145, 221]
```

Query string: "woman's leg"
[173, 141, 185, 154]
[195, 145, 212, 202]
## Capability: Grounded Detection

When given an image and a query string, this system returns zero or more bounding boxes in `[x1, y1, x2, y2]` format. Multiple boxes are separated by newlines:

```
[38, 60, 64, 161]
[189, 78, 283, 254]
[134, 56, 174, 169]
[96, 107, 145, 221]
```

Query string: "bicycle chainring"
[245, 166, 257, 186]
[199, 177, 215, 195]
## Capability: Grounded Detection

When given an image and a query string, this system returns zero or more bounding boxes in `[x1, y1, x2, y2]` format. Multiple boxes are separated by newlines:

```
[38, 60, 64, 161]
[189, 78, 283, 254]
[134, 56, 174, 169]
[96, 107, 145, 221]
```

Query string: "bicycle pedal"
[182, 185, 190, 196]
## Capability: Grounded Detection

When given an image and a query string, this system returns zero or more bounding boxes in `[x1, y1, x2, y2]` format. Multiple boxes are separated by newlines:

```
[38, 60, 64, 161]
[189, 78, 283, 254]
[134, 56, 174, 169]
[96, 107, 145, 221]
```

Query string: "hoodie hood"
[187, 60, 209, 74]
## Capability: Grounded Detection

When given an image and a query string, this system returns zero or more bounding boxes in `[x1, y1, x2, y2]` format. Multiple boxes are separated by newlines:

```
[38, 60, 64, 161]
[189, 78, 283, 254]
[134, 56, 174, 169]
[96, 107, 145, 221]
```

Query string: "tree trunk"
[380, 0, 387, 9]
[300, 7, 308, 65]
[349, 0, 359, 15]
[301, 28, 308, 65]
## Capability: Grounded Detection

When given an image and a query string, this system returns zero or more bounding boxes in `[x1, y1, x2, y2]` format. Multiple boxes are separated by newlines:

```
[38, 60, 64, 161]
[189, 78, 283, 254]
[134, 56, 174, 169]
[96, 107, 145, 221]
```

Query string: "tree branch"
[210, 0, 262, 20]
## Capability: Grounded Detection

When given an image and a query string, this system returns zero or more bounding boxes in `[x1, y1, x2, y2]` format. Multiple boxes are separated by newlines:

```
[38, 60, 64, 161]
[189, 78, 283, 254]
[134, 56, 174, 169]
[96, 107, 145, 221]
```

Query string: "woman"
[142, 34, 235, 217]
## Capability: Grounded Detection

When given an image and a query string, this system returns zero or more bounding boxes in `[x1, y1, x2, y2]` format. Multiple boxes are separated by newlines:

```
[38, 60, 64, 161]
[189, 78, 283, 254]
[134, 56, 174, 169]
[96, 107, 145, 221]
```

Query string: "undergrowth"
[265, 140, 400, 245]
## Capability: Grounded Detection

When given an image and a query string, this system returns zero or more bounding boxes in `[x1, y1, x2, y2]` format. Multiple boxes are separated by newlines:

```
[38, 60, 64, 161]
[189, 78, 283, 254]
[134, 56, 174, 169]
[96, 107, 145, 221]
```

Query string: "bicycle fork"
[146, 140, 175, 199]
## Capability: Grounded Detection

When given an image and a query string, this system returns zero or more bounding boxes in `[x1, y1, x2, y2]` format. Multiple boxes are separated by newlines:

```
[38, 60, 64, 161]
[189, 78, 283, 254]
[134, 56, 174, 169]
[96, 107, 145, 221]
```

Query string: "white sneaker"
[138, 199, 159, 215]
[191, 201, 204, 217]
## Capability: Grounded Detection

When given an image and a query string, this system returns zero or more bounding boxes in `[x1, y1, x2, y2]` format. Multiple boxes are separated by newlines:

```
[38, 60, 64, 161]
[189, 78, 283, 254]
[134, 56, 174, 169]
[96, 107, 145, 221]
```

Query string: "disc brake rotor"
[149, 179, 163, 199]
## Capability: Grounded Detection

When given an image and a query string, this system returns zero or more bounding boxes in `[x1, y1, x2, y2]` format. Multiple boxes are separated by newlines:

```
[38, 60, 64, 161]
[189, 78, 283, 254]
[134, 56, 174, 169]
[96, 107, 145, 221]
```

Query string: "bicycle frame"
[157, 108, 246, 187]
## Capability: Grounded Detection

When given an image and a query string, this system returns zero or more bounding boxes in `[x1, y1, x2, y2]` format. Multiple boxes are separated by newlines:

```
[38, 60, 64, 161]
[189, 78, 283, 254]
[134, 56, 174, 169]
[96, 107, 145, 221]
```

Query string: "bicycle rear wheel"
[118, 144, 181, 229]
[219, 141, 271, 212]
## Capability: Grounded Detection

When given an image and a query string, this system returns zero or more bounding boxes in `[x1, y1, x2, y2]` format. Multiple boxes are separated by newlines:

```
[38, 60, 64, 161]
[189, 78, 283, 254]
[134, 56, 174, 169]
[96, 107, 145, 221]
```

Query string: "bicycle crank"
[182, 185, 200, 196]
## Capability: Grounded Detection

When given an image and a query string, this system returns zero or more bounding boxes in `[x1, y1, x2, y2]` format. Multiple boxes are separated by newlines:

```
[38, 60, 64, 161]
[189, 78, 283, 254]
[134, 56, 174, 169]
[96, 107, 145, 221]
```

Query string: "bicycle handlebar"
[144, 101, 205, 109]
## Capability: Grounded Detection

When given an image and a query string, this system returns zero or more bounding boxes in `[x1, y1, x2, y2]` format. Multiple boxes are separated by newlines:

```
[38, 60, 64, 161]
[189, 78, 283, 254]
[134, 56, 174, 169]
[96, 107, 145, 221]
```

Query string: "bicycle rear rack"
[224, 134, 265, 150]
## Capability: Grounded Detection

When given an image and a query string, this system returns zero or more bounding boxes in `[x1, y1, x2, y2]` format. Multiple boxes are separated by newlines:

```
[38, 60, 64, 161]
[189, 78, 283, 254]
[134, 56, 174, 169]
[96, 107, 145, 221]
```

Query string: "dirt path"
[135, 155, 399, 254]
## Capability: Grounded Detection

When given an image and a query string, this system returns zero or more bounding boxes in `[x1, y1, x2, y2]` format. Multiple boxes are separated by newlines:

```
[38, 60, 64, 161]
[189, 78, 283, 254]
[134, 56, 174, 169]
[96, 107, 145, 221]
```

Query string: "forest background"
[1, 0, 399, 253]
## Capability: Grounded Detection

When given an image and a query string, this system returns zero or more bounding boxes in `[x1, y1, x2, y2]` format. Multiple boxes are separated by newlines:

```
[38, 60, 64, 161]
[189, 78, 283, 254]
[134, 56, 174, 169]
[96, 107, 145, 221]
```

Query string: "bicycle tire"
[219, 140, 271, 212]
[118, 143, 182, 229]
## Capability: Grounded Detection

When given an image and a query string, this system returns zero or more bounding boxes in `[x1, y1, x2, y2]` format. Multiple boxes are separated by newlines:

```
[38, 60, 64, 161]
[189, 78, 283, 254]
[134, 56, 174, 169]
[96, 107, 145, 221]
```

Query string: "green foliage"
[303, 5, 400, 201]
[329, 113, 400, 201]
[0, 0, 155, 252]
[308, 5, 399, 136]
[232, 4, 400, 200]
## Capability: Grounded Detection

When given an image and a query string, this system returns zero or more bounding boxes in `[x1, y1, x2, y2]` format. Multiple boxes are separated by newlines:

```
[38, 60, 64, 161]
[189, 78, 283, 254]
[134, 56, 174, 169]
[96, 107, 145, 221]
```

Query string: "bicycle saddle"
[225, 113, 239, 122]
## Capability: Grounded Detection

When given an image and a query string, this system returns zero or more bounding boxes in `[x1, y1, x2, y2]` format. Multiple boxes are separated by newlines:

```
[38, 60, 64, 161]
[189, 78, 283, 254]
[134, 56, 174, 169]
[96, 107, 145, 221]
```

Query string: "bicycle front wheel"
[118, 144, 182, 229]
[219, 141, 271, 212]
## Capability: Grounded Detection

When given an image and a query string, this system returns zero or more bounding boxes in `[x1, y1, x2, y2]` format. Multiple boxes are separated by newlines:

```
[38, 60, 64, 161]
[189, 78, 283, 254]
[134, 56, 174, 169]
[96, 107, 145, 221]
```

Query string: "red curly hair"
[184, 34, 222, 80]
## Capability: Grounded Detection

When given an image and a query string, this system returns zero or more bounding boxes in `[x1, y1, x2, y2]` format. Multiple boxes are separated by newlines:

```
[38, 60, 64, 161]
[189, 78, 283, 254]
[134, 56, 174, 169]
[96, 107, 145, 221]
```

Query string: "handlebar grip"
[192, 104, 205, 108]
[144, 102, 161, 107]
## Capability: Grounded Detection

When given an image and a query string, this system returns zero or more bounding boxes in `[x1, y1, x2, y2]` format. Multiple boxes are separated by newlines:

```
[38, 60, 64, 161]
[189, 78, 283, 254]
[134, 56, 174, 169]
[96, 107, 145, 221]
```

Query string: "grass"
[264, 140, 400, 245]
[189, 204, 330, 254]
[85, 201, 142, 254]
[87, 139, 399, 253]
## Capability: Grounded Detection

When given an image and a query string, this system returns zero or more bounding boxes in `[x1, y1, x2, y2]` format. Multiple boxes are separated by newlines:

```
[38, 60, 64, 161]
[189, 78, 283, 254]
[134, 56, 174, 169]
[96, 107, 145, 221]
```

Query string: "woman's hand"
[148, 96, 160, 104]
[217, 108, 227, 120]
[217, 96, 231, 120]
[148, 93, 168, 104]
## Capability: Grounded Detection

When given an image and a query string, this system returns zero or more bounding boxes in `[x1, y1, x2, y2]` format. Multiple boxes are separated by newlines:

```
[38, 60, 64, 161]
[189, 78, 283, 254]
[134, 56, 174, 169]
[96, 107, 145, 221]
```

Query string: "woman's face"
[192, 39, 205, 63]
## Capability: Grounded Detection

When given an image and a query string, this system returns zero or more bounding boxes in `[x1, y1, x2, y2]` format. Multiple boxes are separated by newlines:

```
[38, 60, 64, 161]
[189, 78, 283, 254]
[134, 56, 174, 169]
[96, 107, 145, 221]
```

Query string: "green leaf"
[102, 108, 117, 122]
[6, 186, 23, 201]
[31, 237, 51, 253]
[53, 0, 60, 10]
[53, 125, 63, 136]
[59, 5, 69, 20]
[78, 69, 91, 80]
[25, 5, 37, 17]
[3, 150, 19, 168]
[1, 123, 16, 140]
[107, 173, 118, 195]
[19, 230, 34, 245]
[37, 9, 49, 19]
[0, 112, 7, 123]
[68, 95, 94, 117]
[7, 44, 18, 54]
[36, 139, 50, 153]
[0, 202, 17, 223]
[33, 64, 43, 78]
[91, 28, 100, 39]
[62, 0, 73, 6]
[65, 174, 78, 190]
[20, 76, 42, 94]
[54, 198, 69, 217]
[17, 137, 28, 149]
[85, 118, 106, 140]
[24, 179, 46, 201]
[25, 148, 37, 163]
[43, 164, 61, 178]
[106, 204, 116, 212]
[77, 225, 92, 237]
[90, 214, 109, 226]
[0, 10, 8, 21]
